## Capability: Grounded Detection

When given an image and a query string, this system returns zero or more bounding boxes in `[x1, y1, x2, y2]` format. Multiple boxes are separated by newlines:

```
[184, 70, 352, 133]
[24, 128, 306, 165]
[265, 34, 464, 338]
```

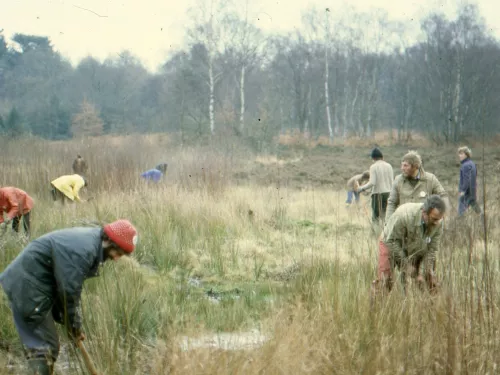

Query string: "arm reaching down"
[53, 252, 93, 332]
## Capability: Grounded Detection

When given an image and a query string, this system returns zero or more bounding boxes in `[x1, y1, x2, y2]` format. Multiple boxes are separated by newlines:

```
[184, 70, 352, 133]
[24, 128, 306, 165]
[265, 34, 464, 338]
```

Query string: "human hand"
[68, 327, 86, 345]
[407, 265, 418, 279]
[75, 331, 86, 343]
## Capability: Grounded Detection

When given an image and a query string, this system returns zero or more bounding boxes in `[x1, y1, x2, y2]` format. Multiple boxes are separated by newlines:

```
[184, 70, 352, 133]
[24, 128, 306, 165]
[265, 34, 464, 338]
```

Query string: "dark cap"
[371, 148, 383, 159]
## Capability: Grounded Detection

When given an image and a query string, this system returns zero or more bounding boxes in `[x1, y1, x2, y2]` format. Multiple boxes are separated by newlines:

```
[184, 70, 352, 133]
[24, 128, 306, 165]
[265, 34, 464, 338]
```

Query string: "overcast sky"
[1, 0, 498, 72]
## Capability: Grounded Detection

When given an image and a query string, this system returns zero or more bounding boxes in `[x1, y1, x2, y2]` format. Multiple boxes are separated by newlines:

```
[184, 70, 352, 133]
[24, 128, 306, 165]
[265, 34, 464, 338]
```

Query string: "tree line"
[0, 2, 499, 146]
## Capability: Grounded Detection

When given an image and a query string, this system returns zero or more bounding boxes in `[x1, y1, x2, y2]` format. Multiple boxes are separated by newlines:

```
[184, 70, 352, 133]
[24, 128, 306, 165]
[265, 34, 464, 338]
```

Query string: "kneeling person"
[0, 220, 138, 375]
[375, 195, 446, 294]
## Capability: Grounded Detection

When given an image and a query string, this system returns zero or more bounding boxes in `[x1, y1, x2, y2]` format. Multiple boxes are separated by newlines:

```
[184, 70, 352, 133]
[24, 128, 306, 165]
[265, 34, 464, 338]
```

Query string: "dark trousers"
[458, 195, 481, 216]
[371, 193, 389, 222]
[12, 212, 31, 236]
[11, 306, 60, 363]
[51, 184, 67, 205]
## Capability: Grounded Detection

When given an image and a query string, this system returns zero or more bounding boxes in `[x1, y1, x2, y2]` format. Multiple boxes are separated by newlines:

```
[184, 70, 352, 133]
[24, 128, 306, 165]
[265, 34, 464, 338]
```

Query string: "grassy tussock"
[0, 135, 500, 374]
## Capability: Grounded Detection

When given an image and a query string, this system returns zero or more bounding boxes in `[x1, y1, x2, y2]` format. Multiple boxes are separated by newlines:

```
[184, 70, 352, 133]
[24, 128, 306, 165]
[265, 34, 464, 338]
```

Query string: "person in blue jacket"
[457, 146, 481, 216]
[0, 220, 138, 375]
[141, 163, 168, 182]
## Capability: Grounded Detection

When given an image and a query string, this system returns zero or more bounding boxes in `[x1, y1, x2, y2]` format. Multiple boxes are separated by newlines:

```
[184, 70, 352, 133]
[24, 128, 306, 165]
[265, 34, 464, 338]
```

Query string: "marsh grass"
[1, 136, 500, 374]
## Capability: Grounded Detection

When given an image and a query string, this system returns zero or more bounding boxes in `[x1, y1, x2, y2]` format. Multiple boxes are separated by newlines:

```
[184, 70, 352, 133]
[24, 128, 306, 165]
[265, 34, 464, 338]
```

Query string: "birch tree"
[186, 0, 232, 135]
[227, 3, 265, 133]
[302, 7, 334, 141]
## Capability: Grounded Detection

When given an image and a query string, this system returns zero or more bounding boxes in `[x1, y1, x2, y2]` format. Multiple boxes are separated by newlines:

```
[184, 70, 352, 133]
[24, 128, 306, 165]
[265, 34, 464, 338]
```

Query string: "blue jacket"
[459, 158, 477, 199]
[0, 227, 103, 329]
[141, 168, 163, 182]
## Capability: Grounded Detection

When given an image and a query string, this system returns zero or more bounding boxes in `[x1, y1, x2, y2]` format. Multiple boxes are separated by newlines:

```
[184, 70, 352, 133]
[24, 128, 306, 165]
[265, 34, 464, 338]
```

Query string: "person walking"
[345, 171, 370, 205]
[0, 186, 34, 236]
[372, 195, 446, 296]
[457, 146, 481, 216]
[0, 219, 138, 375]
[50, 174, 87, 204]
[356, 148, 394, 230]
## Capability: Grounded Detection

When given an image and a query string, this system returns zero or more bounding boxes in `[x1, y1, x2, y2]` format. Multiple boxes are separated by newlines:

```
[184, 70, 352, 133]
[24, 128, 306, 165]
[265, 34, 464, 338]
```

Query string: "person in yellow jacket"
[50, 174, 87, 204]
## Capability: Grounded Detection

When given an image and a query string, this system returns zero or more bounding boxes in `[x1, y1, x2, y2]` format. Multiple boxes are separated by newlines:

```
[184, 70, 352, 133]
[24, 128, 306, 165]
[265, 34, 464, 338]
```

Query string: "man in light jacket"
[385, 150, 449, 221]
[0, 219, 138, 375]
[373, 195, 446, 295]
[356, 148, 394, 228]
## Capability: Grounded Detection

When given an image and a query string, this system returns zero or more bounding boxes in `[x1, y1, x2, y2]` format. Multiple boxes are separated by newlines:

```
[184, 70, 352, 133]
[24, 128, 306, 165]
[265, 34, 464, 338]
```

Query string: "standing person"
[0, 220, 138, 375]
[345, 171, 370, 205]
[372, 195, 446, 295]
[356, 148, 394, 229]
[457, 146, 481, 216]
[72, 155, 88, 177]
[0, 187, 34, 236]
[140, 162, 168, 183]
[50, 174, 87, 204]
[385, 150, 450, 221]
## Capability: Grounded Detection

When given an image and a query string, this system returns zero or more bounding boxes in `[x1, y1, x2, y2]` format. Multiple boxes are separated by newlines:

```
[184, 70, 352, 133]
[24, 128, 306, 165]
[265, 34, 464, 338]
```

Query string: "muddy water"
[179, 329, 268, 351]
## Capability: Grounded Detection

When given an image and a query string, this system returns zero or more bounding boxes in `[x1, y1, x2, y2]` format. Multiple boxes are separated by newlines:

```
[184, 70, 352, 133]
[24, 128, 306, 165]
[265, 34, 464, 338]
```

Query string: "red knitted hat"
[103, 220, 138, 253]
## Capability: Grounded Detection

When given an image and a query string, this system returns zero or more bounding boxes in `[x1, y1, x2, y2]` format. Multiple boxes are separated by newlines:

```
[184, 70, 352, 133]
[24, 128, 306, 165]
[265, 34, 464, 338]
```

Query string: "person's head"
[76, 154, 82, 159]
[401, 150, 422, 178]
[421, 195, 446, 229]
[102, 219, 138, 261]
[361, 170, 370, 180]
[371, 148, 383, 161]
[457, 146, 471, 161]
[156, 163, 168, 174]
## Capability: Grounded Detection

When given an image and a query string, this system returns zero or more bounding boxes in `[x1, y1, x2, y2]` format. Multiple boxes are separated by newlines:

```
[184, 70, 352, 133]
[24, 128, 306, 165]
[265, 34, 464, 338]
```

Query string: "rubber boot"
[26, 358, 53, 375]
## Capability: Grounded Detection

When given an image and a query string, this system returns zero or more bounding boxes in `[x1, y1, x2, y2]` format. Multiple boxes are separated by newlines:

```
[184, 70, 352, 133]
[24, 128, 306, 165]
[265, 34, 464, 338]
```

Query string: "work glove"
[67, 326, 86, 345]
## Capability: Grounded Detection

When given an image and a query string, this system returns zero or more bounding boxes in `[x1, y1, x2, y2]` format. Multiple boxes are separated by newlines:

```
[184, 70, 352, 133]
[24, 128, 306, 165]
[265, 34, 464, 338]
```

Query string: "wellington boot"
[27, 358, 53, 375]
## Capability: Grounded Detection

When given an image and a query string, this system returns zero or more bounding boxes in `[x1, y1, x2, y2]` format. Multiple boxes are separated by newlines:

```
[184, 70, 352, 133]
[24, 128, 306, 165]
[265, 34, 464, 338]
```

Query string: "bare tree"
[71, 99, 104, 137]
[227, 2, 266, 133]
[186, 0, 232, 135]
[302, 7, 334, 141]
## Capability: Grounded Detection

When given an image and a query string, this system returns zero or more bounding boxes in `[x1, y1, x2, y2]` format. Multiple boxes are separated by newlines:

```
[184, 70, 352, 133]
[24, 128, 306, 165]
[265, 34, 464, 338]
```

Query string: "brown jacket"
[347, 174, 368, 190]
[72, 156, 88, 175]
[382, 202, 442, 276]
[385, 168, 449, 220]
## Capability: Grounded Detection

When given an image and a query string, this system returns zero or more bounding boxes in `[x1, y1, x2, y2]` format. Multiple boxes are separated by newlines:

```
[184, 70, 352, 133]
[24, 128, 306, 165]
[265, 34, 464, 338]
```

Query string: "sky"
[1, 0, 499, 72]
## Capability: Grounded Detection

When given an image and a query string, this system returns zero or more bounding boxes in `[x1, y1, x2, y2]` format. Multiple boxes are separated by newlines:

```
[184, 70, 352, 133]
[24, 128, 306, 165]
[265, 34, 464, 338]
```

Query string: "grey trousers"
[11, 307, 60, 361]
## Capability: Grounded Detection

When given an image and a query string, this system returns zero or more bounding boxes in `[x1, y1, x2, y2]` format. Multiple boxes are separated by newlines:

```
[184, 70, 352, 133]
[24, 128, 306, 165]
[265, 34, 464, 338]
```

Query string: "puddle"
[179, 329, 268, 351]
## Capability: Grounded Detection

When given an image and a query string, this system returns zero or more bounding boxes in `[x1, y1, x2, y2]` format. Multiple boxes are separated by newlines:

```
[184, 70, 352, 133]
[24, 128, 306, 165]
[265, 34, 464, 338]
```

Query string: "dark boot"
[27, 358, 54, 375]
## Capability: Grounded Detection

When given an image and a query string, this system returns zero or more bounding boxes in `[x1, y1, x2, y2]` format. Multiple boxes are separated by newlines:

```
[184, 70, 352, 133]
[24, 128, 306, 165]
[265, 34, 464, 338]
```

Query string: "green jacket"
[0, 227, 103, 329]
[382, 202, 443, 276]
[386, 169, 448, 220]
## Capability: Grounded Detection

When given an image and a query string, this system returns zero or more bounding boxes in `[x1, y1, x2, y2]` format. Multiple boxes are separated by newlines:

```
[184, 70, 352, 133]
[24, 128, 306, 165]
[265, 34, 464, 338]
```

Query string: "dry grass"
[1, 134, 500, 374]
[276, 129, 435, 148]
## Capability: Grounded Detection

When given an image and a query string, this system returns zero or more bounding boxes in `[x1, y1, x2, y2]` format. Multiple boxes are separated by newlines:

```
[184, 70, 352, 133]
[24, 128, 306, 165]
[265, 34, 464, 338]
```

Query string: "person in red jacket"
[0, 187, 34, 236]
